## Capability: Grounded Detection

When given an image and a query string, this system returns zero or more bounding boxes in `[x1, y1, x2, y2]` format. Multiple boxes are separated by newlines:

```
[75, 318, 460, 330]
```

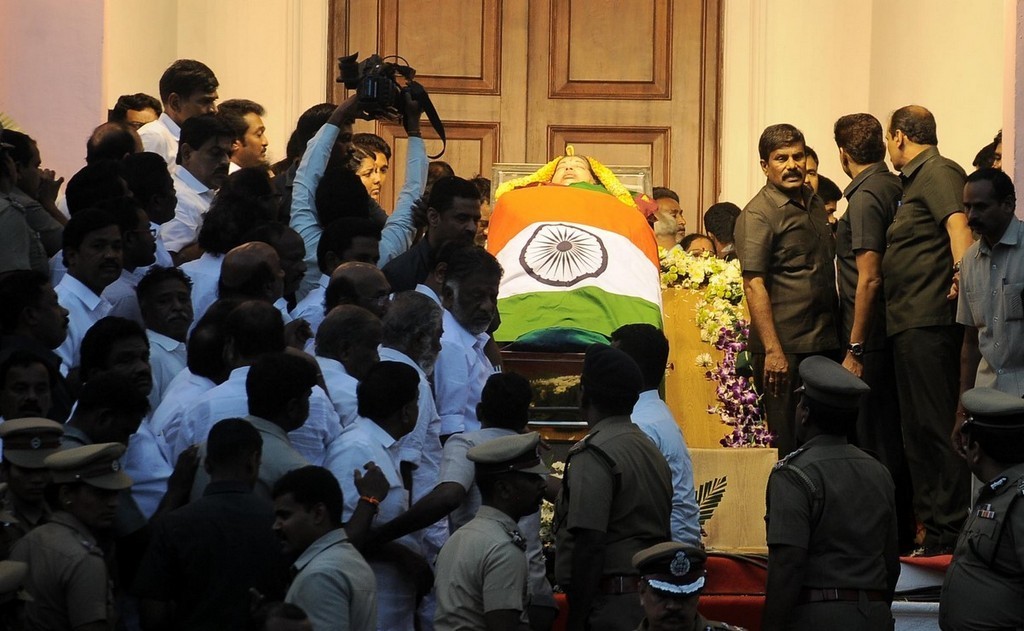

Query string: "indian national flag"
[487, 185, 663, 343]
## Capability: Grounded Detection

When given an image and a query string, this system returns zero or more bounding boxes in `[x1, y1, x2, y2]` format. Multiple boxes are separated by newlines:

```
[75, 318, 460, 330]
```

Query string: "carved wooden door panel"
[330, 0, 720, 231]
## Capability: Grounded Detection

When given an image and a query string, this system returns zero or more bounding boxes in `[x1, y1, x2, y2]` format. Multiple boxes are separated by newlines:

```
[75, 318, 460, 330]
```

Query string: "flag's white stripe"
[495, 221, 662, 307]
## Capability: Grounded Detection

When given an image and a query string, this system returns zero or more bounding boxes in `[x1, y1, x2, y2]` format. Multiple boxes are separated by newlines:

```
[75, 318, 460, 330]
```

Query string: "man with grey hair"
[434, 246, 503, 439]
[314, 305, 382, 427]
[735, 123, 839, 456]
[380, 292, 446, 550]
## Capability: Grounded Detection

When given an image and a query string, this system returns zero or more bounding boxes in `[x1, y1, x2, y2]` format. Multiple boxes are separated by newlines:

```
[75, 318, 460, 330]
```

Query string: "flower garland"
[660, 247, 772, 448]
[493, 145, 637, 208]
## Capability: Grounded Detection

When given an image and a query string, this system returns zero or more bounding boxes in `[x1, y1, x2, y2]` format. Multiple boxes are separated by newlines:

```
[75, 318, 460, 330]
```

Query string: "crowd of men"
[0, 54, 1022, 631]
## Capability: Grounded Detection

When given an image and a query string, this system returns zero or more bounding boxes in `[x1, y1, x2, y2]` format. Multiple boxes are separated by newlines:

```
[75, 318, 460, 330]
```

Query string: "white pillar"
[1005, 0, 1024, 215]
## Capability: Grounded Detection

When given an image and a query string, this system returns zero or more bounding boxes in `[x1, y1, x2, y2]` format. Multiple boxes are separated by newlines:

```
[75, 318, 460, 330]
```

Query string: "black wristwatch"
[847, 342, 865, 358]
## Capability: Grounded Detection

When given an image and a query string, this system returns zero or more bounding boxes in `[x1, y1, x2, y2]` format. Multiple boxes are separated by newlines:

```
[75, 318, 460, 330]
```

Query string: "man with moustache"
[273, 466, 383, 631]
[0, 418, 65, 558]
[138, 59, 219, 167]
[53, 208, 124, 372]
[434, 246, 502, 438]
[217, 99, 270, 172]
[383, 176, 483, 293]
[0, 271, 72, 420]
[101, 197, 159, 325]
[0, 352, 55, 422]
[136, 266, 193, 410]
[433, 432, 550, 630]
[735, 123, 839, 456]
[160, 114, 235, 265]
[957, 169, 1024, 402]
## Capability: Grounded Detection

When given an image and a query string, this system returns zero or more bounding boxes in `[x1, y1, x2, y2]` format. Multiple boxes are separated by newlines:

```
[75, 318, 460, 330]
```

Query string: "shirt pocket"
[774, 245, 810, 273]
[1002, 282, 1024, 321]
[966, 288, 986, 325]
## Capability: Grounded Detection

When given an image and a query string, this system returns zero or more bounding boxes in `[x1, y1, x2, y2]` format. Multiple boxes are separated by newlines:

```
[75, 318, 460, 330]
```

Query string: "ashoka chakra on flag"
[487, 185, 663, 343]
[520, 223, 608, 287]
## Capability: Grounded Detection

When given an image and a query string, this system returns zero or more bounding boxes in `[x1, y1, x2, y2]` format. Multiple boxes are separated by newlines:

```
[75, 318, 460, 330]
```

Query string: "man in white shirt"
[136, 266, 192, 411]
[372, 372, 559, 629]
[54, 208, 122, 370]
[121, 151, 178, 269]
[217, 99, 269, 172]
[160, 114, 234, 265]
[101, 198, 158, 325]
[315, 305, 382, 427]
[324, 361, 429, 631]
[174, 301, 339, 465]
[434, 246, 502, 438]
[138, 59, 219, 168]
[292, 218, 382, 334]
[78, 315, 170, 520]
[612, 323, 701, 547]
[148, 298, 237, 462]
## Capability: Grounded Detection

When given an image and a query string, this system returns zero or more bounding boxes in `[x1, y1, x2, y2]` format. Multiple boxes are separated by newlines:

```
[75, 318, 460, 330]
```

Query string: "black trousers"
[891, 325, 970, 547]
[853, 343, 917, 553]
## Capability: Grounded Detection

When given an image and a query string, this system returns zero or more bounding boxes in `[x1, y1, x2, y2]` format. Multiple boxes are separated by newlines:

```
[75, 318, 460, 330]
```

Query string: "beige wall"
[0, 0, 107, 182]
[720, 0, 1004, 210]
[0, 0, 1009, 206]
[105, 0, 330, 168]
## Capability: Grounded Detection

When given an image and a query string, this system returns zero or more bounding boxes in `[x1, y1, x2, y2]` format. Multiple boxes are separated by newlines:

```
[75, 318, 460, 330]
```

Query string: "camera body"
[337, 53, 415, 121]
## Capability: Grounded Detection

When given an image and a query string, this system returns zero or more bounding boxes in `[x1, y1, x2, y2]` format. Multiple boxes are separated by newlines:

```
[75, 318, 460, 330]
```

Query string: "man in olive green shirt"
[735, 123, 839, 456]
[554, 345, 673, 631]
[883, 105, 974, 554]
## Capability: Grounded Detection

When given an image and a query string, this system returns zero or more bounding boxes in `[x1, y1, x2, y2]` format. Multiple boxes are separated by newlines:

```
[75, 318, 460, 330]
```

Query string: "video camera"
[337, 52, 447, 158]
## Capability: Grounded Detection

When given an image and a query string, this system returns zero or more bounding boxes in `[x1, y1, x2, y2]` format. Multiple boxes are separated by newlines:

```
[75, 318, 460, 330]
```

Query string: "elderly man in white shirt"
[138, 59, 219, 168]
[434, 246, 503, 438]
[160, 115, 234, 265]
[612, 323, 701, 546]
[136, 266, 192, 410]
[173, 301, 340, 465]
[324, 360, 427, 631]
[54, 208, 123, 370]
[146, 294, 239, 464]
[379, 293, 446, 538]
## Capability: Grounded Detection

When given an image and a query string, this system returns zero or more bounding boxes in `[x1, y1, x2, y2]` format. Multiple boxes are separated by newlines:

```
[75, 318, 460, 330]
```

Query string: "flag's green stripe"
[495, 286, 662, 342]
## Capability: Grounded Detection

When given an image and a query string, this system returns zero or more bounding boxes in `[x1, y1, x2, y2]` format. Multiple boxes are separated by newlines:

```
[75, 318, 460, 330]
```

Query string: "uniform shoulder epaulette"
[1017, 476, 1024, 496]
[567, 434, 594, 457]
[705, 622, 746, 631]
[78, 537, 103, 556]
[773, 446, 807, 471]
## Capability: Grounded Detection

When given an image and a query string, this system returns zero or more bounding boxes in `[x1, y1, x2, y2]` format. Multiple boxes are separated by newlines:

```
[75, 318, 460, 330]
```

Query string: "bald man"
[86, 122, 143, 163]
[325, 262, 392, 319]
[315, 305, 382, 426]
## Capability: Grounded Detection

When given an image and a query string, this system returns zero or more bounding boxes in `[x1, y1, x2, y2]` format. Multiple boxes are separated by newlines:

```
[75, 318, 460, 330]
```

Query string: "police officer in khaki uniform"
[632, 542, 744, 631]
[10, 443, 133, 631]
[762, 356, 899, 631]
[940, 387, 1024, 629]
[0, 418, 64, 559]
[434, 431, 549, 631]
[555, 344, 674, 631]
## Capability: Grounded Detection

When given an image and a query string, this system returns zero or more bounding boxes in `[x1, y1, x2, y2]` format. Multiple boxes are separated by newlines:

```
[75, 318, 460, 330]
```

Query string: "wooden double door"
[329, 0, 721, 231]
